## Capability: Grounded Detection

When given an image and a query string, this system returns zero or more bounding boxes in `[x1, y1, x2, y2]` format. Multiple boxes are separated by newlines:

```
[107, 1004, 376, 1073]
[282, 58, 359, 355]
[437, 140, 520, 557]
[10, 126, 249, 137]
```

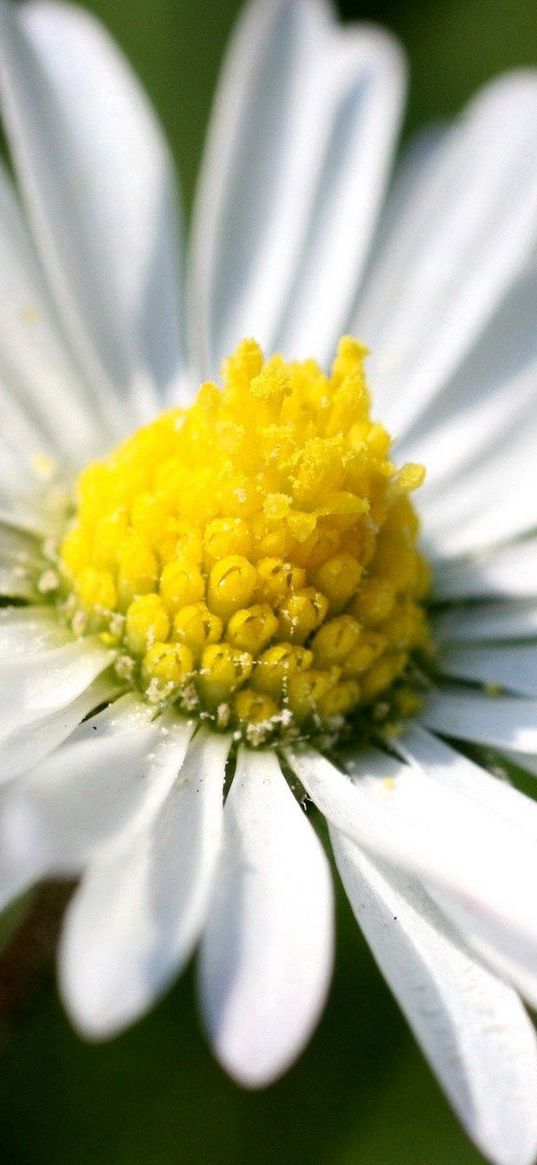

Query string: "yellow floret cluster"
[58, 337, 430, 745]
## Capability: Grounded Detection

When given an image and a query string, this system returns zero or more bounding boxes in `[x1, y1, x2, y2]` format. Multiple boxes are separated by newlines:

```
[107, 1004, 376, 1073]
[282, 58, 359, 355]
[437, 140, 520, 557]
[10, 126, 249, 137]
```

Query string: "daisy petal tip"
[198, 749, 334, 1091]
[60, 996, 117, 1044]
[200, 883, 335, 1092]
[57, 893, 148, 1043]
[348, 18, 406, 72]
[61, 1000, 127, 1045]
[486, 1127, 537, 1165]
[58, 942, 140, 1044]
[210, 1041, 295, 1092]
[481, 66, 537, 102]
[203, 974, 333, 1092]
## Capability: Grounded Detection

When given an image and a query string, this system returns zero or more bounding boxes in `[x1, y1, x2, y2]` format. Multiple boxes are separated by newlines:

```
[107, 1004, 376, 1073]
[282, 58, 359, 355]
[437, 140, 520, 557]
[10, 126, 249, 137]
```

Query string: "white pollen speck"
[30, 451, 56, 481]
[43, 537, 59, 561]
[146, 678, 174, 704]
[109, 613, 125, 637]
[21, 305, 41, 325]
[181, 683, 199, 711]
[115, 655, 135, 680]
[216, 703, 231, 728]
[71, 610, 87, 636]
[38, 569, 59, 593]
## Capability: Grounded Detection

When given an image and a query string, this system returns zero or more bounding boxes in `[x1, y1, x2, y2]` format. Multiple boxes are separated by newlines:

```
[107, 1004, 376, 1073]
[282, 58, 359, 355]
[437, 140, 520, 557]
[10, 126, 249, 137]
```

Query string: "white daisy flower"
[1, 0, 537, 1161]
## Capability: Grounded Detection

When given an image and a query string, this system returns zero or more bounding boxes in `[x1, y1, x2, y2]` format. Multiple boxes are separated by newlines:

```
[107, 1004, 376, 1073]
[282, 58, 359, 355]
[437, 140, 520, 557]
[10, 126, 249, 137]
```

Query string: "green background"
[2, 1, 537, 1162]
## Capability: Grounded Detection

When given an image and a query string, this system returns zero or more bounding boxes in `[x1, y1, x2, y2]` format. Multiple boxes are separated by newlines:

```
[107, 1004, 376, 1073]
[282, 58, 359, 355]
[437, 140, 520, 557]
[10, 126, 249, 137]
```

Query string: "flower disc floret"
[56, 337, 430, 744]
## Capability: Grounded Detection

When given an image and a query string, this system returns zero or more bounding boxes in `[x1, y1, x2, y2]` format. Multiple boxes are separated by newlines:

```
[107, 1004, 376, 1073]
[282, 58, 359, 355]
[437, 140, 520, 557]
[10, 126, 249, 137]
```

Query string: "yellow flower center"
[57, 337, 430, 746]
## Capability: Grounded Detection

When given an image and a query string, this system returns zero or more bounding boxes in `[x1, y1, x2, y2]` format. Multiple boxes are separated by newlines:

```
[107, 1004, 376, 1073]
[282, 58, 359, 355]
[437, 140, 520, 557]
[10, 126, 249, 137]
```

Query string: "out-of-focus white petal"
[287, 745, 537, 1006]
[0, 522, 42, 561]
[0, 638, 113, 736]
[0, 447, 37, 513]
[420, 690, 537, 753]
[199, 746, 333, 1087]
[437, 643, 537, 698]
[59, 728, 228, 1039]
[331, 836, 537, 1165]
[355, 73, 537, 438]
[432, 539, 537, 600]
[0, 568, 35, 600]
[0, 0, 185, 425]
[396, 723, 537, 840]
[420, 426, 537, 559]
[0, 672, 118, 783]
[0, 501, 58, 538]
[0, 780, 36, 910]
[399, 266, 537, 488]
[432, 601, 537, 643]
[2, 697, 194, 881]
[0, 154, 110, 465]
[0, 606, 70, 655]
[0, 523, 43, 599]
[272, 26, 404, 365]
[190, 0, 404, 376]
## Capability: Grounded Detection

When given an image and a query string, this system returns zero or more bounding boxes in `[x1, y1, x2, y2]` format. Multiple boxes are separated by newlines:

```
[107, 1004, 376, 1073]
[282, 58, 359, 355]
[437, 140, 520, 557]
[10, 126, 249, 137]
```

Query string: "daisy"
[1, 0, 537, 1162]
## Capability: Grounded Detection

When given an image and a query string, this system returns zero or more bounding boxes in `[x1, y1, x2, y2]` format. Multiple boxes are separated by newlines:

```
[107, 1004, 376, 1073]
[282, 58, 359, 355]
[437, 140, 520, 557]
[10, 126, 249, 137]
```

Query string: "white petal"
[0, 522, 43, 598]
[0, 780, 36, 910]
[432, 539, 537, 600]
[0, 637, 113, 735]
[0, 445, 35, 510]
[420, 425, 537, 559]
[0, 522, 41, 562]
[437, 644, 537, 698]
[0, 567, 36, 601]
[0, 503, 56, 538]
[286, 745, 537, 1006]
[0, 672, 118, 783]
[397, 723, 537, 841]
[0, 569, 36, 600]
[432, 601, 537, 643]
[410, 366, 537, 515]
[0, 605, 72, 657]
[59, 728, 228, 1039]
[199, 746, 333, 1087]
[0, 0, 184, 424]
[355, 72, 537, 437]
[331, 836, 537, 1165]
[0, 155, 110, 464]
[408, 268, 537, 551]
[351, 127, 450, 344]
[272, 28, 404, 365]
[398, 265, 537, 489]
[190, 0, 404, 375]
[408, 378, 537, 544]
[420, 689, 537, 753]
[2, 697, 195, 881]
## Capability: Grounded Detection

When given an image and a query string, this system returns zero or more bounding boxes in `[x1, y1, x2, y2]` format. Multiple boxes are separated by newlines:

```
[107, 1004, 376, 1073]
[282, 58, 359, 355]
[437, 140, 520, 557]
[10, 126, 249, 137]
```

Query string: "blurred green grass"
[1, 1, 537, 1162]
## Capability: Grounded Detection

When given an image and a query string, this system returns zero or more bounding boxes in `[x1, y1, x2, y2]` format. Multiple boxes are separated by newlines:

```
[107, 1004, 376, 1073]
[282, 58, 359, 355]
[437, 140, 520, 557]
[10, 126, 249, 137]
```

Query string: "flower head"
[1, 2, 537, 1164]
[52, 335, 429, 744]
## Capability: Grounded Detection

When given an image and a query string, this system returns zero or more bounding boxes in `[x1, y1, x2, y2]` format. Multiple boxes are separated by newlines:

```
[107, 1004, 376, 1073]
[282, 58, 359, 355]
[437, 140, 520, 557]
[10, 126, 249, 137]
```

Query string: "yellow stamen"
[57, 337, 430, 744]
